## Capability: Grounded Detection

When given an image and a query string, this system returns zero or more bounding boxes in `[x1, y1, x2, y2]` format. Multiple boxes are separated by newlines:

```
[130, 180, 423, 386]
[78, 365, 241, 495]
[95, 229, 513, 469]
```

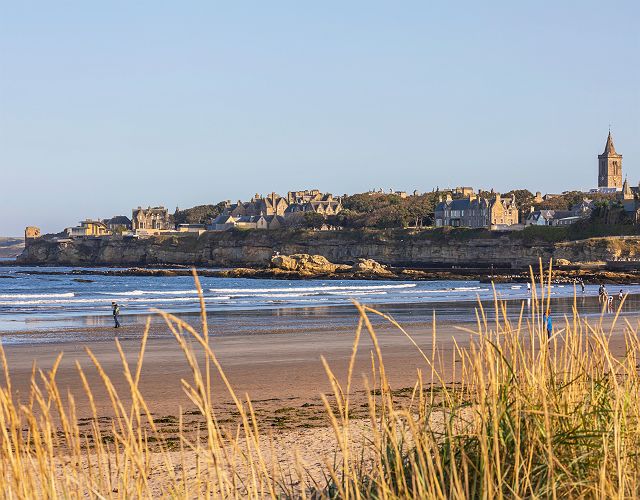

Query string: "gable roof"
[212, 214, 236, 224]
[106, 216, 132, 225]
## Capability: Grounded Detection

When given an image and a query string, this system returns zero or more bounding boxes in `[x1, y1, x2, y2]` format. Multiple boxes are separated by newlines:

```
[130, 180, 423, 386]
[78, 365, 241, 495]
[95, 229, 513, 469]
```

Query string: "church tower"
[598, 131, 622, 188]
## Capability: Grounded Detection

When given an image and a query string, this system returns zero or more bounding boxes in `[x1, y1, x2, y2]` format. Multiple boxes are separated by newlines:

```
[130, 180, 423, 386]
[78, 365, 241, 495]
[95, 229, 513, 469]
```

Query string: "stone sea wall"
[16, 230, 640, 269]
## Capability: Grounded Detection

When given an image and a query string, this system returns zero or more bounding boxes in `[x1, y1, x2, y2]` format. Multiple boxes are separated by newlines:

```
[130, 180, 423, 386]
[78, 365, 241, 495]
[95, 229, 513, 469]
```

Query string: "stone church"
[598, 131, 623, 189]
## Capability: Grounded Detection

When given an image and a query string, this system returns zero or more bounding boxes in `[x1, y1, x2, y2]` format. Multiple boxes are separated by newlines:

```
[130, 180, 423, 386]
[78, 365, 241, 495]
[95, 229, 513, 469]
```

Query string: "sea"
[2, 264, 639, 344]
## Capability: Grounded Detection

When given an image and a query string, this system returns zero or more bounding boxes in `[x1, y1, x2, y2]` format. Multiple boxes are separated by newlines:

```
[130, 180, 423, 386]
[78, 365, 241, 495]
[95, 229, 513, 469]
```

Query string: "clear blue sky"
[1, 1, 638, 235]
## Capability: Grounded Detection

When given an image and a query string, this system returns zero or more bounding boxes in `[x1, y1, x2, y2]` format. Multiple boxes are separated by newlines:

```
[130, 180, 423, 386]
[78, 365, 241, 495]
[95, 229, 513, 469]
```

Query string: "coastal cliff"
[16, 229, 640, 269]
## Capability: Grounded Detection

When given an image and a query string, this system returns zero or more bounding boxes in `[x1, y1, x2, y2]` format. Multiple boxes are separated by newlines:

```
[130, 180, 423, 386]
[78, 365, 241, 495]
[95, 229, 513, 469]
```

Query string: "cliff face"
[0, 237, 24, 259]
[16, 230, 640, 268]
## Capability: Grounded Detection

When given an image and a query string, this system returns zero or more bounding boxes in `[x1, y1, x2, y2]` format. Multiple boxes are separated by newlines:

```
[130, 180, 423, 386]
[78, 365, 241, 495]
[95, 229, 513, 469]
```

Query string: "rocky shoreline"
[11, 253, 640, 285]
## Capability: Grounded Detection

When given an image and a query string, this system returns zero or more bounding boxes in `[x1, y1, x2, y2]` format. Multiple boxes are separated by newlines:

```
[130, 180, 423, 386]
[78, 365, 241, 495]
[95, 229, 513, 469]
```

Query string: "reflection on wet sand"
[2, 291, 639, 346]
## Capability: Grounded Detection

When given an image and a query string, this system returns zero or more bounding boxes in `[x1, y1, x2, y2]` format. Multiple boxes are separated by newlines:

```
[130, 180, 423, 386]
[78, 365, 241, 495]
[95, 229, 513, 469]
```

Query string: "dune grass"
[0, 261, 639, 497]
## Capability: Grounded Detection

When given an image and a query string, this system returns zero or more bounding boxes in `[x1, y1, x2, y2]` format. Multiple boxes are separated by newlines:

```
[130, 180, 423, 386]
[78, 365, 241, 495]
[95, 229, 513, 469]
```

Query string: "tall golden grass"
[0, 262, 639, 497]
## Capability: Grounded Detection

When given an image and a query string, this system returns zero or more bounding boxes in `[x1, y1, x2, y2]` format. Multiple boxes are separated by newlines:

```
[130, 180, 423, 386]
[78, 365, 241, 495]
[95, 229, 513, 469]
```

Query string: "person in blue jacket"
[544, 311, 552, 340]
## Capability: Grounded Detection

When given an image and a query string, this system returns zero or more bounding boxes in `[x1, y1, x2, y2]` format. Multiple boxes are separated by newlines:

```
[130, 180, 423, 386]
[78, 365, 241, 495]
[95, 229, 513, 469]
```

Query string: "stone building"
[598, 131, 623, 189]
[284, 195, 343, 218]
[287, 189, 322, 204]
[132, 207, 172, 232]
[225, 193, 288, 217]
[24, 226, 41, 245]
[221, 190, 342, 223]
[488, 194, 519, 227]
[617, 179, 640, 223]
[435, 193, 519, 229]
[454, 186, 475, 197]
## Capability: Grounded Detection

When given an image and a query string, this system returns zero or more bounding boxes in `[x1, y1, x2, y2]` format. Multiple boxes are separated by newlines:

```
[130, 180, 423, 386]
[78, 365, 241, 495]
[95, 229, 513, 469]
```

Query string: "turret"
[24, 226, 41, 246]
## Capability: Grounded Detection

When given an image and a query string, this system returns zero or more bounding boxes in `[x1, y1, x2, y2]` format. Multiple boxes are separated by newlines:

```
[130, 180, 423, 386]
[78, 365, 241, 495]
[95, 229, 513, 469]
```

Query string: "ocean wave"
[400, 287, 490, 294]
[0, 292, 75, 299]
[208, 283, 416, 294]
[0, 296, 203, 306]
[98, 289, 199, 296]
[225, 290, 390, 299]
[266, 298, 330, 304]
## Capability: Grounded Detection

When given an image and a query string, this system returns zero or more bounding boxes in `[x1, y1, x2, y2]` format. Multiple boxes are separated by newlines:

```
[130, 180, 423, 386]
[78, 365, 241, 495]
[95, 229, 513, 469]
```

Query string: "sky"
[1, 1, 639, 235]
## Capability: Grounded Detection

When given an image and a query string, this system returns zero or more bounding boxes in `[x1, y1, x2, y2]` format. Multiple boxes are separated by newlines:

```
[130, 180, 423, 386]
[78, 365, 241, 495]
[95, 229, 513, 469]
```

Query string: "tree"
[302, 212, 326, 229]
[173, 202, 227, 225]
[340, 192, 439, 229]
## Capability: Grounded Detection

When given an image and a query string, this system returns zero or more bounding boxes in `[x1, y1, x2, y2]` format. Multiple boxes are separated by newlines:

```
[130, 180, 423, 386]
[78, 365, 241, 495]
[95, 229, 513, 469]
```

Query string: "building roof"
[106, 216, 132, 225]
[435, 199, 471, 211]
[265, 215, 285, 223]
[133, 206, 168, 215]
[527, 210, 573, 221]
[212, 214, 236, 224]
[435, 197, 491, 212]
[235, 215, 266, 223]
[602, 131, 619, 156]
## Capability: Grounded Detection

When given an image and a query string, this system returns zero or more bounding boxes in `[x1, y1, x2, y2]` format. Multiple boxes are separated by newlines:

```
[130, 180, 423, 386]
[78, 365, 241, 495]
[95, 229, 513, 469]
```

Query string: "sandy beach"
[3, 315, 469, 420]
[0, 293, 639, 493]
[3, 295, 636, 423]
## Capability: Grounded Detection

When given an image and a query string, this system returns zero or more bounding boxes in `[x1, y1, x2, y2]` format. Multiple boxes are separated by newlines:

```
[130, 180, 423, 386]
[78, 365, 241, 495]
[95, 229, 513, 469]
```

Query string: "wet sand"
[2, 294, 638, 422]
[2, 319, 468, 420]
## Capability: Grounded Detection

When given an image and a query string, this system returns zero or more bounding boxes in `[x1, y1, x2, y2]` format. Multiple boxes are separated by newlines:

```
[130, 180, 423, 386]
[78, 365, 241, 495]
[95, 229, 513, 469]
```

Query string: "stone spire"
[623, 177, 633, 200]
[603, 130, 617, 155]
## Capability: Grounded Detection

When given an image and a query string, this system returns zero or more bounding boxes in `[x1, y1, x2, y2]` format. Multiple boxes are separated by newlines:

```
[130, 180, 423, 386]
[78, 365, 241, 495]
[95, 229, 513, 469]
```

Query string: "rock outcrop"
[16, 229, 640, 271]
[270, 254, 350, 275]
[351, 258, 394, 277]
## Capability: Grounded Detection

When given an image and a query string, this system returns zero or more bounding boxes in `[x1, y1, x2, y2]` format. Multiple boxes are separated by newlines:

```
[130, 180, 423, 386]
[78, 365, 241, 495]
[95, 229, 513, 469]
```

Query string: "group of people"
[522, 278, 630, 342]
[598, 284, 625, 312]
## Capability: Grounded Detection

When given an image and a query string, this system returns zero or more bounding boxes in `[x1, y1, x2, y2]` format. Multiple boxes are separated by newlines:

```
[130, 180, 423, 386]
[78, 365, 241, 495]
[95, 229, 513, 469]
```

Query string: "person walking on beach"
[112, 301, 121, 328]
[608, 295, 614, 313]
[526, 282, 531, 294]
[619, 289, 624, 301]
[580, 279, 585, 293]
